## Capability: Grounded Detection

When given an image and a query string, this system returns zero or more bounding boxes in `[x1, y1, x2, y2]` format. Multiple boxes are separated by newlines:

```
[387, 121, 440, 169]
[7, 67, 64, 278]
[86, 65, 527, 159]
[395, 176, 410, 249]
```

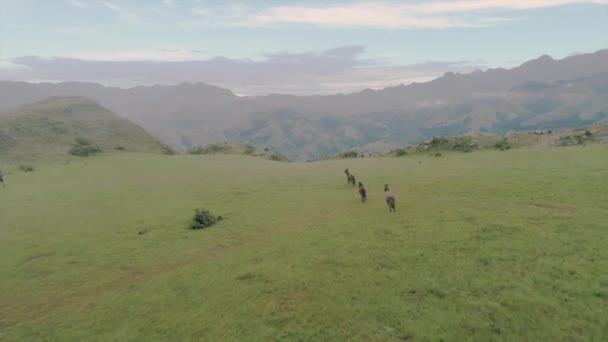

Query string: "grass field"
[1, 146, 607, 341]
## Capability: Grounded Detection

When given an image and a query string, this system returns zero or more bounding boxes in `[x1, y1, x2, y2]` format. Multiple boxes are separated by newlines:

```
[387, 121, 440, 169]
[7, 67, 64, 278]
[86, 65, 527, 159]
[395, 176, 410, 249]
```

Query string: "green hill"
[0, 146, 606, 340]
[0, 96, 168, 162]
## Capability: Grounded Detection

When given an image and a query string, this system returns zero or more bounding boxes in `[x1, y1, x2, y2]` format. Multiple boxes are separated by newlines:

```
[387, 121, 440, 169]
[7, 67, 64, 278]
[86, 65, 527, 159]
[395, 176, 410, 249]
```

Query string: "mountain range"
[1, 49, 607, 160]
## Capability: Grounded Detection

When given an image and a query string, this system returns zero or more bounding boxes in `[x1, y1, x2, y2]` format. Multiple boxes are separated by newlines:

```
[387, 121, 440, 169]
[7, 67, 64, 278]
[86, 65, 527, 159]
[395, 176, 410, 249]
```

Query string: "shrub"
[243, 145, 256, 155]
[392, 148, 408, 157]
[494, 139, 511, 151]
[188, 144, 230, 155]
[434, 152, 442, 157]
[19, 165, 35, 172]
[115, 146, 125, 151]
[191, 209, 223, 230]
[558, 135, 583, 146]
[69, 138, 102, 157]
[584, 130, 593, 137]
[161, 145, 175, 155]
[188, 146, 207, 155]
[340, 150, 359, 158]
[451, 136, 477, 153]
[429, 136, 449, 148]
[269, 153, 289, 161]
[207, 144, 228, 153]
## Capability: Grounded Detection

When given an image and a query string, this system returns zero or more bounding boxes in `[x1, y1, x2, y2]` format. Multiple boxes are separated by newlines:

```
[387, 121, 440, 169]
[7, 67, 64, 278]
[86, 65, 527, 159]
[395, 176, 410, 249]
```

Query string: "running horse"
[344, 169, 356, 186]
[384, 184, 396, 212]
[358, 182, 367, 202]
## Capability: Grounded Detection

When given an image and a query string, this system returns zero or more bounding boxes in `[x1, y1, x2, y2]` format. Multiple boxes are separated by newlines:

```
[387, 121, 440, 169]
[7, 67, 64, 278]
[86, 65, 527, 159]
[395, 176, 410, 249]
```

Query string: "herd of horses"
[344, 169, 396, 213]
[0, 168, 396, 211]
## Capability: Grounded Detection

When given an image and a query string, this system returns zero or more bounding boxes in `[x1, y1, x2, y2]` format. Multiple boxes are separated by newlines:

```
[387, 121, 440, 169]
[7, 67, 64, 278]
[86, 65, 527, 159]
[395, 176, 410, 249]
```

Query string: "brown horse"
[344, 169, 356, 186]
[358, 182, 367, 202]
[384, 184, 396, 212]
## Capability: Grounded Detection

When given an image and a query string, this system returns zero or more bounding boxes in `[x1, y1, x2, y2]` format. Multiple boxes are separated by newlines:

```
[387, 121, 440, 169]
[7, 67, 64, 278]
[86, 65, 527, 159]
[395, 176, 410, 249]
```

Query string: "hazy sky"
[1, 0, 607, 95]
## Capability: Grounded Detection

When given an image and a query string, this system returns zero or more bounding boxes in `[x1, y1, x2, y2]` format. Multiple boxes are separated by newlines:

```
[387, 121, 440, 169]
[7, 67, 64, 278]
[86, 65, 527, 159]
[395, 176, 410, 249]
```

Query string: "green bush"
[558, 135, 583, 146]
[451, 136, 477, 153]
[115, 146, 125, 151]
[188, 146, 207, 155]
[434, 152, 442, 157]
[243, 145, 256, 155]
[392, 148, 408, 157]
[584, 130, 593, 137]
[19, 165, 35, 172]
[191, 209, 223, 230]
[189, 144, 230, 155]
[494, 139, 511, 151]
[161, 145, 175, 155]
[269, 153, 289, 162]
[429, 136, 449, 148]
[340, 150, 359, 158]
[69, 138, 102, 157]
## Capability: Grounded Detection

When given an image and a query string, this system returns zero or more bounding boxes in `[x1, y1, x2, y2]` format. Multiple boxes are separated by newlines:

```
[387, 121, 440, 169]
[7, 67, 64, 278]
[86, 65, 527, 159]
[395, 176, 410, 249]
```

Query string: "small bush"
[69, 138, 102, 157]
[161, 145, 175, 155]
[451, 136, 477, 153]
[494, 139, 511, 151]
[243, 145, 256, 155]
[189, 144, 231, 155]
[188, 146, 207, 155]
[340, 150, 359, 158]
[115, 146, 125, 151]
[584, 130, 593, 137]
[19, 165, 35, 172]
[434, 152, 442, 157]
[429, 136, 449, 148]
[269, 153, 289, 161]
[392, 148, 408, 157]
[558, 135, 583, 146]
[191, 209, 223, 230]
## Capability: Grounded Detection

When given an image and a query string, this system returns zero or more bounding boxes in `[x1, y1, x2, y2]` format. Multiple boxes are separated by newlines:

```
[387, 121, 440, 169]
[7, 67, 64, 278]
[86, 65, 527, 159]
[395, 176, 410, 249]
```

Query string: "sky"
[0, 0, 607, 95]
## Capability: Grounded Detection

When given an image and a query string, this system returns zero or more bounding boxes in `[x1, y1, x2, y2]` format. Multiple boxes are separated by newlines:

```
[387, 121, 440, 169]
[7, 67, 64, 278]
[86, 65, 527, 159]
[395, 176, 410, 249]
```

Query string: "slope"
[0, 96, 168, 162]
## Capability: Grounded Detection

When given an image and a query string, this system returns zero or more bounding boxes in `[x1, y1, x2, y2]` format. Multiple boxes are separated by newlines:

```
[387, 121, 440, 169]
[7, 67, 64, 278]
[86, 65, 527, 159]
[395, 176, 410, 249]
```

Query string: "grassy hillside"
[0, 97, 168, 162]
[0, 147, 607, 341]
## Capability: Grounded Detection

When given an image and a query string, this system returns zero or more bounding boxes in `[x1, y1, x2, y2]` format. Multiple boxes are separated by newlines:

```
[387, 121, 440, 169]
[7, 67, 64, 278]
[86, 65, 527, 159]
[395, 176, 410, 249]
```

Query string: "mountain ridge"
[1, 49, 607, 160]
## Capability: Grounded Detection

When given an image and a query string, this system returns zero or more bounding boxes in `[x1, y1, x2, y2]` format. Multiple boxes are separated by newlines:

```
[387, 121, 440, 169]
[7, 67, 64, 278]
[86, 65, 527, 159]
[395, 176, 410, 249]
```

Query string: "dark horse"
[358, 182, 367, 202]
[384, 184, 396, 212]
[344, 169, 356, 186]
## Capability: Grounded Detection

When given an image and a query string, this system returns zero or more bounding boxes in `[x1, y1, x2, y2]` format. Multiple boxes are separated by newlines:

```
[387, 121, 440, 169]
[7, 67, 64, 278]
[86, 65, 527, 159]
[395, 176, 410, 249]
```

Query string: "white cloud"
[163, 0, 176, 8]
[186, 0, 608, 29]
[1, 46, 481, 95]
[66, 0, 90, 8]
[101, 1, 141, 23]
[61, 48, 208, 62]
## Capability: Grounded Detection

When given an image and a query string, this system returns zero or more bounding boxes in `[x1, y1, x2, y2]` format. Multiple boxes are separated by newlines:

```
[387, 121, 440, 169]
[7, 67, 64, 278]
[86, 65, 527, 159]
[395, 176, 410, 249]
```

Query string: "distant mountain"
[1, 49, 607, 160]
[0, 97, 168, 161]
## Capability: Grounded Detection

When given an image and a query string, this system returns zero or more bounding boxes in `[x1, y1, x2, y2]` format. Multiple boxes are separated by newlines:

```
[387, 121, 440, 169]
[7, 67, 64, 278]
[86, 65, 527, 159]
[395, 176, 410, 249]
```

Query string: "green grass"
[1, 146, 607, 341]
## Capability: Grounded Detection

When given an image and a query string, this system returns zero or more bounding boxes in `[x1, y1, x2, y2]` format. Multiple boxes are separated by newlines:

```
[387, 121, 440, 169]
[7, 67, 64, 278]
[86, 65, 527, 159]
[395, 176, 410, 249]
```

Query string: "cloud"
[186, 0, 607, 29]
[0, 46, 480, 95]
[66, 0, 90, 8]
[101, 1, 141, 23]
[162, 0, 176, 8]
